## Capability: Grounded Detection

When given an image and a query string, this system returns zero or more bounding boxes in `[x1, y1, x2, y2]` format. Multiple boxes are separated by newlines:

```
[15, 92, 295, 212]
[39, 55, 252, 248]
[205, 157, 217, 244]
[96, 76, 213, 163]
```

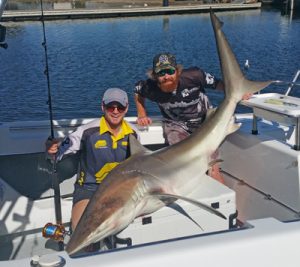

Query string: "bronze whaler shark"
[66, 10, 272, 255]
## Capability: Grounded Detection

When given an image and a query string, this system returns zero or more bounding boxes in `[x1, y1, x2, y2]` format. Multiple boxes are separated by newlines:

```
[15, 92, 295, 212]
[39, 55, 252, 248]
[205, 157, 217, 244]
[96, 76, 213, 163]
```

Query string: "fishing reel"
[42, 222, 71, 242]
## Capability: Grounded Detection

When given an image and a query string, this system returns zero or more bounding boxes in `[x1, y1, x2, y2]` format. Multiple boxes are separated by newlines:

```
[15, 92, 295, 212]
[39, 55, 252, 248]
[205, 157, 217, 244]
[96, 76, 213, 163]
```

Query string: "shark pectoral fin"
[168, 202, 204, 231]
[129, 134, 151, 155]
[153, 193, 227, 220]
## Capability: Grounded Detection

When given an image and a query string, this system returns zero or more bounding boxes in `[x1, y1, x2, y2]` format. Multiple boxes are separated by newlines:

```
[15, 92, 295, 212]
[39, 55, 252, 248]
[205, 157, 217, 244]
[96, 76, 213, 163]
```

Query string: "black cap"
[153, 53, 177, 73]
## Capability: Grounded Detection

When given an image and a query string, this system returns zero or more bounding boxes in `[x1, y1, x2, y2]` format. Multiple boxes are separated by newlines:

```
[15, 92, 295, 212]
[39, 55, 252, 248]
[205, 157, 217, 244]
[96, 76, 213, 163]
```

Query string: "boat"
[1, 71, 300, 265]
[1, 1, 300, 266]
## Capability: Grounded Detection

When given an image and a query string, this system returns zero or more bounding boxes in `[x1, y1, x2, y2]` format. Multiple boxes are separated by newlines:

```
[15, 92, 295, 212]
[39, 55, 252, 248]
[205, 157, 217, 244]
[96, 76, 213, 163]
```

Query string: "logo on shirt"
[205, 73, 214, 85]
[181, 87, 198, 98]
[135, 84, 142, 93]
[121, 141, 128, 146]
[181, 89, 190, 97]
[95, 140, 107, 149]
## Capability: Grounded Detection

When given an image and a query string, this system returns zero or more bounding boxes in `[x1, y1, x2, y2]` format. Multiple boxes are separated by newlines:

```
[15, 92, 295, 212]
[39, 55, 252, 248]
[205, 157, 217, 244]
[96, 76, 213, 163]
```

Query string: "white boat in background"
[1, 70, 300, 266]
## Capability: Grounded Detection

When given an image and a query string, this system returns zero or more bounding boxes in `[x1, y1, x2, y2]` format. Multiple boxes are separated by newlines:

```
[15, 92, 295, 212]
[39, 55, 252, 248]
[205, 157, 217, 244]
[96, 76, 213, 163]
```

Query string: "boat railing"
[241, 70, 300, 150]
[0, 116, 165, 155]
[285, 70, 300, 96]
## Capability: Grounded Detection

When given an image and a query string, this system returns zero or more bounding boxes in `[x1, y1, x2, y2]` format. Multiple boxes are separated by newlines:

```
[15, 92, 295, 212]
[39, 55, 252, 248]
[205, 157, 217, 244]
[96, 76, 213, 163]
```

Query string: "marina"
[1, 3, 262, 21]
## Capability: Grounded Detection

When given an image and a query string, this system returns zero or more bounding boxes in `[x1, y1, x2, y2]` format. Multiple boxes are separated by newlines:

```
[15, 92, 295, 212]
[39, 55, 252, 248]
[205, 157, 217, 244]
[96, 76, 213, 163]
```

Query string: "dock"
[1, 3, 262, 22]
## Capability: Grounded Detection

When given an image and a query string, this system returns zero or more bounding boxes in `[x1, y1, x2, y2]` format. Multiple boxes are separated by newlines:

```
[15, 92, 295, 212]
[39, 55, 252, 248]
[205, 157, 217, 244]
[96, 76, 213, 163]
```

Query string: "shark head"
[66, 169, 145, 255]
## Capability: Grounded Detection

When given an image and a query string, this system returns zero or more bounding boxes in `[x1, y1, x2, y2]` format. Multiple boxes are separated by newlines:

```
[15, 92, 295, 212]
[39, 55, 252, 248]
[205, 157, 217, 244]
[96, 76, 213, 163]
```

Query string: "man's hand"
[134, 94, 152, 126]
[136, 116, 152, 126]
[45, 138, 60, 155]
[242, 93, 253, 100]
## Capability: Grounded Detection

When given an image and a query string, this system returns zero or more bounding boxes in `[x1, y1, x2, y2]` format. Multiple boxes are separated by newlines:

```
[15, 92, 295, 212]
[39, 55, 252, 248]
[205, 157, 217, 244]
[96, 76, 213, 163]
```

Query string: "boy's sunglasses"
[105, 104, 127, 113]
[157, 68, 176, 77]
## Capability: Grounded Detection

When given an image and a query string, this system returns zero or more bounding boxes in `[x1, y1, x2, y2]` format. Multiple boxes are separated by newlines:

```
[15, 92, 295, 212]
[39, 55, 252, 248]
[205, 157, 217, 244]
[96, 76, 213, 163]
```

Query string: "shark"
[66, 10, 272, 256]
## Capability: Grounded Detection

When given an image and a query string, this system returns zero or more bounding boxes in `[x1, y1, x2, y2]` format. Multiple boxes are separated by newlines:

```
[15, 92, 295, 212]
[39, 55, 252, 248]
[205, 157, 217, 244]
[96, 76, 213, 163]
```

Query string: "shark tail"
[210, 9, 273, 102]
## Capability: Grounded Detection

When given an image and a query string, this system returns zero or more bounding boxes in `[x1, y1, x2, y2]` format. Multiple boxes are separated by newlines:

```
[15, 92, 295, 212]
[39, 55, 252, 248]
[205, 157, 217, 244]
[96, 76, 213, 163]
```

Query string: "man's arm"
[134, 93, 152, 126]
[45, 119, 99, 161]
[215, 80, 225, 91]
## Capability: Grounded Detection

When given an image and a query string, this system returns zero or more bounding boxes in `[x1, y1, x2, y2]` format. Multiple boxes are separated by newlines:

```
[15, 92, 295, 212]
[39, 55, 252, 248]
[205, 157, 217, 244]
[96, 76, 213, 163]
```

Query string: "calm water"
[0, 8, 299, 122]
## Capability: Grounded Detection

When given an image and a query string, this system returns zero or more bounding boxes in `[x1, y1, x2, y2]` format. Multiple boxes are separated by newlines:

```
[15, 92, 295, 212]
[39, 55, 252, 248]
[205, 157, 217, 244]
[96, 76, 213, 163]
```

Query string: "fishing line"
[39, 0, 64, 250]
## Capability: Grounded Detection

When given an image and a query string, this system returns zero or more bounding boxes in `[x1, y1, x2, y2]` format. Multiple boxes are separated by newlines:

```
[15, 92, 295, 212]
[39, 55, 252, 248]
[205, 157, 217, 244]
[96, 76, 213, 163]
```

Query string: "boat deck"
[1, 92, 300, 264]
[1, 111, 300, 262]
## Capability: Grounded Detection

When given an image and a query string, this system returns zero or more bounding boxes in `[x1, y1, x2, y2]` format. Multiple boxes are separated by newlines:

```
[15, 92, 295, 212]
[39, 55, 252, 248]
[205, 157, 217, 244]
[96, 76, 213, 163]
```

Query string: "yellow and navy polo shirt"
[57, 117, 137, 189]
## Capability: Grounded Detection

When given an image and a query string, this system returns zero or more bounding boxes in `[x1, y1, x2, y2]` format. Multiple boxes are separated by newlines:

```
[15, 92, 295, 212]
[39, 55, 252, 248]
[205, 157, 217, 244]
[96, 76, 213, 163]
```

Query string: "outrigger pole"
[40, 0, 64, 251]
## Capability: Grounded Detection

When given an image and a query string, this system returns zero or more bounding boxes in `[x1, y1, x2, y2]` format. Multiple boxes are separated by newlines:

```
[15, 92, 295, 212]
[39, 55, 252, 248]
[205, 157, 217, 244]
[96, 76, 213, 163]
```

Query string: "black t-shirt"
[134, 66, 222, 126]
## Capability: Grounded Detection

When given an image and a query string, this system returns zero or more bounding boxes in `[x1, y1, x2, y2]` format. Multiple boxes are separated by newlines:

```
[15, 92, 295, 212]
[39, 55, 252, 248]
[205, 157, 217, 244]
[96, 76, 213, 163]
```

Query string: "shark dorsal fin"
[152, 192, 226, 220]
[129, 134, 150, 155]
[210, 8, 224, 29]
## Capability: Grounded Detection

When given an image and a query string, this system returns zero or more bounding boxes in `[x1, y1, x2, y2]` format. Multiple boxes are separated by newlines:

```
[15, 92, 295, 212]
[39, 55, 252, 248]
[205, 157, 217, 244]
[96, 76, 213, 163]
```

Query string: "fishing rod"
[40, 0, 55, 138]
[39, 0, 64, 251]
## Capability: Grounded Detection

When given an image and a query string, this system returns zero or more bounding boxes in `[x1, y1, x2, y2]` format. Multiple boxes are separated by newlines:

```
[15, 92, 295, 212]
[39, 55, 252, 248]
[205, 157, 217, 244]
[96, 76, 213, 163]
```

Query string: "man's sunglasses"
[105, 104, 127, 113]
[157, 68, 176, 77]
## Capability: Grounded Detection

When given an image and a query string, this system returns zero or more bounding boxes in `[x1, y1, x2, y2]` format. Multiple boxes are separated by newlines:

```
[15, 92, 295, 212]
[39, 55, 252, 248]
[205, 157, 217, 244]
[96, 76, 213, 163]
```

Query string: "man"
[47, 88, 138, 230]
[134, 52, 226, 182]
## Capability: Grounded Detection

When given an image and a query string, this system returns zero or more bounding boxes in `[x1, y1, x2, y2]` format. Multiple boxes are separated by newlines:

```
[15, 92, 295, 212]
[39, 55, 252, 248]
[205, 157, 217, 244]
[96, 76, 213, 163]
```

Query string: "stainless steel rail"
[285, 70, 300, 96]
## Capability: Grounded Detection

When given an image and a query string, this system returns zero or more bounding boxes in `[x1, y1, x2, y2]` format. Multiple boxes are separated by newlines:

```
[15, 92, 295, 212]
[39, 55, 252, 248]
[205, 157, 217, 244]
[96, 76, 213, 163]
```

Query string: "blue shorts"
[72, 183, 97, 205]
